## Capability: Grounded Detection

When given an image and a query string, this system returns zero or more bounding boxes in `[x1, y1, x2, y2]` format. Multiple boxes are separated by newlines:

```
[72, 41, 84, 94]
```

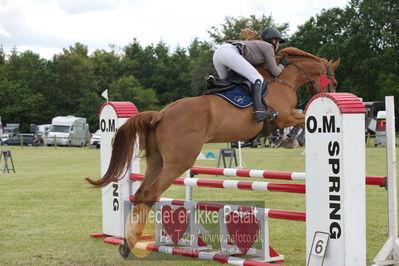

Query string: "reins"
[262, 61, 314, 91]
[265, 77, 311, 107]
[289, 61, 317, 92]
[265, 78, 294, 89]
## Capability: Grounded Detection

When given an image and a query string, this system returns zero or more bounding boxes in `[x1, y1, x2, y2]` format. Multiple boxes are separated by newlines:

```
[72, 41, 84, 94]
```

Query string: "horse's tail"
[85, 111, 162, 188]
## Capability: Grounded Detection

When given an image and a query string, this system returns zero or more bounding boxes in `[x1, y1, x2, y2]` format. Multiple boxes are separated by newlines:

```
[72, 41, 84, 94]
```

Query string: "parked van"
[1, 123, 20, 143]
[36, 124, 51, 145]
[90, 129, 101, 148]
[47, 116, 89, 147]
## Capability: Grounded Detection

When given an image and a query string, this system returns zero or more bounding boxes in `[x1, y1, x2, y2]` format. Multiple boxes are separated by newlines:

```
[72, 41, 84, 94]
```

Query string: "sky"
[0, 0, 350, 59]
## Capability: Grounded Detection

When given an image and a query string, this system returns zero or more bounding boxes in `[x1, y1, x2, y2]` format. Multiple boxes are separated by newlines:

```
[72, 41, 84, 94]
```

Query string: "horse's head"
[278, 47, 340, 95]
[318, 58, 340, 93]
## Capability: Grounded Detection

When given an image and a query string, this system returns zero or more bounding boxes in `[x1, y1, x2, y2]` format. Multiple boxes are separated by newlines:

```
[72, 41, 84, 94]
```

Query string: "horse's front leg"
[273, 109, 305, 129]
[286, 109, 305, 128]
[274, 110, 306, 148]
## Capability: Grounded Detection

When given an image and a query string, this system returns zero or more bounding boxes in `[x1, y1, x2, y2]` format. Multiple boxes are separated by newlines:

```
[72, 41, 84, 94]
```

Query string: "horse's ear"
[331, 58, 340, 70]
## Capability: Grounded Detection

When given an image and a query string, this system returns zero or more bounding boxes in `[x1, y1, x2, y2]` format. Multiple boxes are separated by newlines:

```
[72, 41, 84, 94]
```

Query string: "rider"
[213, 28, 290, 122]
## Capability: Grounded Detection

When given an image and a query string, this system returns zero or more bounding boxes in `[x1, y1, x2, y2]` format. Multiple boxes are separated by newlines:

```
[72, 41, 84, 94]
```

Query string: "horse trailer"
[47, 116, 89, 147]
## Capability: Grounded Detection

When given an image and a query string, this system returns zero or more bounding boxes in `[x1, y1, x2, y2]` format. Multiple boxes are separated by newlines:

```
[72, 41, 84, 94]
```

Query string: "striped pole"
[190, 166, 386, 186]
[130, 173, 305, 194]
[135, 242, 281, 266]
[129, 196, 306, 222]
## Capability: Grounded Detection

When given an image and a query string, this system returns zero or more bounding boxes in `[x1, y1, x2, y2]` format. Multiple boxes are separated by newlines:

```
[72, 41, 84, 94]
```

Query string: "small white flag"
[101, 89, 108, 101]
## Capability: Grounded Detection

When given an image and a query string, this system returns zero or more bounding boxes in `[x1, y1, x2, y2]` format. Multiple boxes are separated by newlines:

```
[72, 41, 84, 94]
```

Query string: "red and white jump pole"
[130, 173, 306, 193]
[189, 166, 386, 186]
[129, 195, 306, 221]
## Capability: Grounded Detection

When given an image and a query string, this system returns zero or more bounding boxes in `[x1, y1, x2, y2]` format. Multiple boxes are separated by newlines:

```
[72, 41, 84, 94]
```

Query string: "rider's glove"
[280, 57, 291, 66]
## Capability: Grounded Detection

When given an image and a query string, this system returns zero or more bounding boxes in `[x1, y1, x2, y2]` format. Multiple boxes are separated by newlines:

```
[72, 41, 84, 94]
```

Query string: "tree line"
[0, 0, 397, 132]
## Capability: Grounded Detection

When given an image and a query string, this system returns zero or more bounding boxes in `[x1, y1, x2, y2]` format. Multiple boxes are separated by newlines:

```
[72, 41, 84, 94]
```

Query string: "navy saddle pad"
[214, 85, 267, 108]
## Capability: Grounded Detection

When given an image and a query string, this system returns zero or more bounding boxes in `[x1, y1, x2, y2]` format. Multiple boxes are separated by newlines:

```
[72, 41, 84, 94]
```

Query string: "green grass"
[0, 143, 395, 265]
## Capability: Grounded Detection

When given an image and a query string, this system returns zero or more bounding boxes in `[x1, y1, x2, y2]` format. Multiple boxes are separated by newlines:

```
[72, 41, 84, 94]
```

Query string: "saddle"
[204, 72, 268, 109]
[204, 74, 252, 95]
[204, 72, 272, 140]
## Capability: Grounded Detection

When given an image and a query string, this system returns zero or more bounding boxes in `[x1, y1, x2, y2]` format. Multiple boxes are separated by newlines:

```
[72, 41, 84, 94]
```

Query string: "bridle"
[323, 63, 336, 93]
[265, 60, 336, 94]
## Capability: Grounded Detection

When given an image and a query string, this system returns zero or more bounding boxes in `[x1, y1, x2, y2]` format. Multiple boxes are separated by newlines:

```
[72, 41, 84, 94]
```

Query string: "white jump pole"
[98, 102, 139, 238]
[237, 141, 243, 169]
[372, 96, 399, 266]
[305, 93, 366, 265]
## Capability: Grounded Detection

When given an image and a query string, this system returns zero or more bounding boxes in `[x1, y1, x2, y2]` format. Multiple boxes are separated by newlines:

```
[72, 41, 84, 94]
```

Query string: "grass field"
[0, 142, 396, 265]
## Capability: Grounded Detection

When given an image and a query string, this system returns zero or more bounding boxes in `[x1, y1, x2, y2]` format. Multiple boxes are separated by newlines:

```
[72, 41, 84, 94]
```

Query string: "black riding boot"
[252, 79, 277, 122]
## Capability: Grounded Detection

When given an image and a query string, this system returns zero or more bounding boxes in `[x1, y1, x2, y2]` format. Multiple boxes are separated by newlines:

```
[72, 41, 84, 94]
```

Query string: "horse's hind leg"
[125, 165, 194, 250]
[125, 133, 163, 252]
[125, 150, 199, 251]
[131, 132, 163, 203]
[125, 104, 207, 251]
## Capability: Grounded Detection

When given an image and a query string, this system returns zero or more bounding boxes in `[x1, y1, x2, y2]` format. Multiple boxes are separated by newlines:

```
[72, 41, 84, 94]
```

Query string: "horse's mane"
[279, 47, 329, 64]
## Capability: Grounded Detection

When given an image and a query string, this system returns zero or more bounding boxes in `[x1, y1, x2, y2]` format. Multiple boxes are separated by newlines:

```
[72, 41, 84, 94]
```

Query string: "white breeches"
[213, 43, 263, 84]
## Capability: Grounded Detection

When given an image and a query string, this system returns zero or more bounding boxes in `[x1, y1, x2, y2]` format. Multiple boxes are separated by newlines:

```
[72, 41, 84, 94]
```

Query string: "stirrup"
[253, 110, 278, 122]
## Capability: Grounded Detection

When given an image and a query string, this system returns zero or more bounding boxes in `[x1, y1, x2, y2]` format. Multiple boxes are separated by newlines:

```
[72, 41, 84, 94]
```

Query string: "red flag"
[320, 74, 331, 88]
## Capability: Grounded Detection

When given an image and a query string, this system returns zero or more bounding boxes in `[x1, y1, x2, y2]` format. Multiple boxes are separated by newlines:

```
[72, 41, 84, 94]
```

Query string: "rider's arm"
[259, 42, 284, 77]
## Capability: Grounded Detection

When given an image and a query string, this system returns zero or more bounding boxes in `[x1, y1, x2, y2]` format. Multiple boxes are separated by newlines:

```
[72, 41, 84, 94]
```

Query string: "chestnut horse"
[86, 47, 340, 253]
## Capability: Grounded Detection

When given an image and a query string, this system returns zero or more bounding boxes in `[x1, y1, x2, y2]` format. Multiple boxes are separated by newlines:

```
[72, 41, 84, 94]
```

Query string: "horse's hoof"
[119, 242, 130, 259]
[124, 203, 151, 251]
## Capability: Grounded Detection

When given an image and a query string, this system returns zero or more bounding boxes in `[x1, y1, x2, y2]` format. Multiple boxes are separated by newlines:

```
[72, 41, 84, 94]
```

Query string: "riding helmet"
[261, 28, 286, 43]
